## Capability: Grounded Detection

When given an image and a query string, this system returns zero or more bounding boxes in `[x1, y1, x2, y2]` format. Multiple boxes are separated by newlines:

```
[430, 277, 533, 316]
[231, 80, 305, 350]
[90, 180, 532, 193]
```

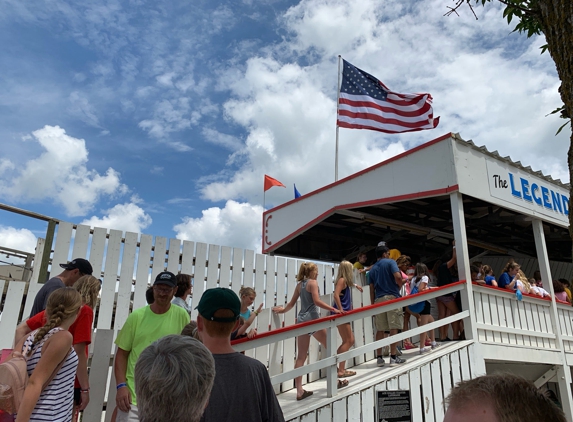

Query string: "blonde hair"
[517, 270, 532, 294]
[239, 286, 256, 299]
[296, 262, 318, 282]
[29, 287, 82, 354]
[336, 261, 354, 288]
[74, 275, 101, 309]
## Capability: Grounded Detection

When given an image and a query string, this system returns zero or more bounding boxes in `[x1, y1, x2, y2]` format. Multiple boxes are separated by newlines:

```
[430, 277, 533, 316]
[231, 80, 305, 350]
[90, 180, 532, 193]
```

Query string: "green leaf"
[555, 120, 571, 136]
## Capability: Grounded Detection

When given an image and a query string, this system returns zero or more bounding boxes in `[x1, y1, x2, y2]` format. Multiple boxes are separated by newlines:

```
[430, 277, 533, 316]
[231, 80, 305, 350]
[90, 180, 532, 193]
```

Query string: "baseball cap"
[60, 258, 93, 275]
[154, 271, 177, 288]
[196, 288, 240, 322]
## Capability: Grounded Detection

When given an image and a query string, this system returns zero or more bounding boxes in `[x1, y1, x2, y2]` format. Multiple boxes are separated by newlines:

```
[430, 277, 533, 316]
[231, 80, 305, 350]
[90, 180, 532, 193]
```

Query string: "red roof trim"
[263, 184, 459, 254]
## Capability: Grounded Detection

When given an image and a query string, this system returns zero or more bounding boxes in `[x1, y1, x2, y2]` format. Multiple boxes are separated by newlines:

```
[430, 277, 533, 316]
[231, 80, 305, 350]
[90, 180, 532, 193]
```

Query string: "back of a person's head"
[202, 309, 237, 337]
[553, 280, 565, 293]
[135, 335, 215, 422]
[395, 255, 410, 267]
[445, 373, 566, 422]
[375, 245, 389, 258]
[296, 262, 317, 281]
[175, 273, 192, 298]
[30, 287, 82, 352]
[74, 275, 101, 309]
[181, 321, 201, 341]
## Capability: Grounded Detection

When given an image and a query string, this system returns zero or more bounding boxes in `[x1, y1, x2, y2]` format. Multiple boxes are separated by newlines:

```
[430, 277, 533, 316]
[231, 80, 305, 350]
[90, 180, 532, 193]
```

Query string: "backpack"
[0, 329, 70, 419]
[407, 277, 426, 314]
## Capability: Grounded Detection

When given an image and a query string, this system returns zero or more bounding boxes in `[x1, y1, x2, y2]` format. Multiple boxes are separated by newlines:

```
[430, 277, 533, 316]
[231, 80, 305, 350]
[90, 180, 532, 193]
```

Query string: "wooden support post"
[532, 218, 573, 420]
[450, 192, 479, 343]
[37, 219, 57, 284]
[326, 322, 338, 398]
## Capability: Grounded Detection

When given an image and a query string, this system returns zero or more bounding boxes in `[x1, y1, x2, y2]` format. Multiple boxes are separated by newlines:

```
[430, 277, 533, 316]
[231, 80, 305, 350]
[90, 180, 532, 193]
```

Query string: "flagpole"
[335, 55, 342, 182]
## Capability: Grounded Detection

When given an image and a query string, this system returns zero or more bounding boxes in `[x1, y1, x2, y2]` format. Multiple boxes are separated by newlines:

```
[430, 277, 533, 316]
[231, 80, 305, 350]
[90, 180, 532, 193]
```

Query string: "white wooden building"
[0, 133, 572, 421]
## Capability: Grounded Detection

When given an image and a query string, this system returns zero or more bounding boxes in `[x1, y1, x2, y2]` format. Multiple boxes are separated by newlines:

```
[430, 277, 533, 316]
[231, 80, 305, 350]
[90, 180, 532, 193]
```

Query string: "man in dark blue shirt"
[369, 244, 406, 367]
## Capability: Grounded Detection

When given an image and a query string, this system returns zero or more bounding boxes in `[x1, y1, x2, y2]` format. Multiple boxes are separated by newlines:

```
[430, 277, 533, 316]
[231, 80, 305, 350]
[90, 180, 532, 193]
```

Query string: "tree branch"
[496, 0, 534, 15]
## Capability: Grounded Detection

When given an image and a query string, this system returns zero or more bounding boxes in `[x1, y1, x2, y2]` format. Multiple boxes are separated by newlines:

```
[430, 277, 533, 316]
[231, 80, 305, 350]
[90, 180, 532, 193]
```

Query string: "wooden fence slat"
[23, 282, 43, 320]
[97, 230, 122, 329]
[133, 234, 153, 312]
[219, 246, 232, 289]
[363, 284, 375, 361]
[269, 310, 284, 394]
[450, 350, 462, 387]
[0, 281, 26, 349]
[51, 221, 74, 270]
[286, 259, 297, 302]
[459, 348, 471, 381]
[206, 244, 220, 291]
[332, 396, 347, 422]
[421, 363, 435, 422]
[431, 359, 445, 420]
[166, 238, 181, 274]
[83, 329, 114, 422]
[114, 232, 138, 330]
[231, 248, 243, 293]
[347, 392, 360, 422]
[89, 227, 108, 281]
[275, 257, 286, 307]
[440, 354, 453, 407]
[151, 237, 168, 282]
[409, 368, 423, 422]
[316, 263, 325, 296]
[317, 404, 332, 422]
[265, 255, 276, 309]
[29, 238, 46, 285]
[254, 254, 265, 301]
[361, 386, 375, 422]
[72, 224, 91, 259]
[243, 250, 255, 288]
[352, 286, 365, 366]
[254, 308, 271, 365]
[192, 243, 208, 320]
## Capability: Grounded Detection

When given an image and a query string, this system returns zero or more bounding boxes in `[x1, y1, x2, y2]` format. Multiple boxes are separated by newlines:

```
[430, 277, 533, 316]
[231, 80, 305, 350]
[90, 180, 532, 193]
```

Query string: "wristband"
[81, 388, 90, 393]
[117, 383, 127, 390]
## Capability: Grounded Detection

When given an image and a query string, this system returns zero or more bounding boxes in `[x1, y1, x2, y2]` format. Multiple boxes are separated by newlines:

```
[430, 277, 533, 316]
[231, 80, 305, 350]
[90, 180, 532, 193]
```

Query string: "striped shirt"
[23, 328, 78, 422]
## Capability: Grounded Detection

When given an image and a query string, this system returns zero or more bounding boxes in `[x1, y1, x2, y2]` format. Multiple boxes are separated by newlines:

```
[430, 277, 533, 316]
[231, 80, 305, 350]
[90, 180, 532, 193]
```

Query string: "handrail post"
[37, 219, 57, 284]
[326, 321, 338, 398]
[532, 218, 573, 420]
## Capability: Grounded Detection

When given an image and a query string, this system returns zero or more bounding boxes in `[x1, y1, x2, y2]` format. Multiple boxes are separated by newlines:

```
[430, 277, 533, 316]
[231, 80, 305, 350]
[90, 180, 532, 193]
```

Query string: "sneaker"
[390, 356, 407, 365]
[431, 342, 441, 350]
[396, 345, 403, 356]
[382, 346, 390, 357]
[419, 347, 430, 355]
[377, 356, 386, 367]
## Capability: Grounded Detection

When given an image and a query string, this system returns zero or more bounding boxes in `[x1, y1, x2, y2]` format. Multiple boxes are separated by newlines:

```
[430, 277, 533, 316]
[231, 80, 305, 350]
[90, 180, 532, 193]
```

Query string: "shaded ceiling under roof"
[270, 193, 572, 266]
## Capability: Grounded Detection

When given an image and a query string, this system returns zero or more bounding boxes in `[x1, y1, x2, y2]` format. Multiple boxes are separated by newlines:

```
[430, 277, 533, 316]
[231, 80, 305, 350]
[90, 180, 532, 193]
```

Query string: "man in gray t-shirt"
[196, 288, 284, 422]
[29, 258, 93, 317]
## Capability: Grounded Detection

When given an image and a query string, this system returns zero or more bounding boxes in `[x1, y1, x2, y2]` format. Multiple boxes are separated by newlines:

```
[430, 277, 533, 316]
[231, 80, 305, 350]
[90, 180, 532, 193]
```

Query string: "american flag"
[337, 59, 439, 134]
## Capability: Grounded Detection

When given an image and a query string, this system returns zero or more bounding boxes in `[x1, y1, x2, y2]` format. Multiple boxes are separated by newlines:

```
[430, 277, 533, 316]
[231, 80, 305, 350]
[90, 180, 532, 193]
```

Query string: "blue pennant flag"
[294, 184, 301, 199]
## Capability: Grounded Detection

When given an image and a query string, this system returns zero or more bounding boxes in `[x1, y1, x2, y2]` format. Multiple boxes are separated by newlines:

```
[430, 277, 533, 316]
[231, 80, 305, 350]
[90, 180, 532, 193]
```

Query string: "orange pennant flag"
[264, 174, 286, 192]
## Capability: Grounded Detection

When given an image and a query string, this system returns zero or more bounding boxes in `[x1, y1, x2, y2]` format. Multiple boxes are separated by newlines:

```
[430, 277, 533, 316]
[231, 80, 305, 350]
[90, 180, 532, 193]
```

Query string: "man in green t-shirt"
[114, 271, 190, 422]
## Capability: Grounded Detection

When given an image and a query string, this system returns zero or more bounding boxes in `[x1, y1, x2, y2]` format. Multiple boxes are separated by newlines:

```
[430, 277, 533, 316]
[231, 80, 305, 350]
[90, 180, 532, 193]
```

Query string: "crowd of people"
[2, 245, 571, 421]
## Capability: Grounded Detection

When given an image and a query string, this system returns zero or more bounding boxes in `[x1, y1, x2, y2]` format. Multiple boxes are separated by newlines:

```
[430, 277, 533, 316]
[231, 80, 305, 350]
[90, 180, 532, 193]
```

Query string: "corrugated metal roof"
[451, 132, 570, 189]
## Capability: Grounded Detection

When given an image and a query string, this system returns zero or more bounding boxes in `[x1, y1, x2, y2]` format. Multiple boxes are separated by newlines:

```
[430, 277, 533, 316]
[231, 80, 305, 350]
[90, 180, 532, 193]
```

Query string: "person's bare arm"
[16, 332, 73, 422]
[273, 284, 300, 314]
[333, 278, 345, 311]
[114, 348, 131, 412]
[308, 280, 339, 313]
[393, 272, 404, 287]
[14, 321, 32, 348]
[446, 245, 457, 268]
[74, 343, 90, 411]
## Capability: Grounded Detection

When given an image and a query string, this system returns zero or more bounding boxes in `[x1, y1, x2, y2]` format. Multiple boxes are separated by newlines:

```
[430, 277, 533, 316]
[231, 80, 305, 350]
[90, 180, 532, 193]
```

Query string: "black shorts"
[420, 301, 431, 315]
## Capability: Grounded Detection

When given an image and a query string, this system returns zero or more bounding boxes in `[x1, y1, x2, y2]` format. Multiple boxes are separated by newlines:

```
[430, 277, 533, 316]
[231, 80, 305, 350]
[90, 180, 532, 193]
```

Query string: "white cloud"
[202, 127, 242, 151]
[0, 226, 37, 254]
[198, 0, 568, 211]
[174, 200, 263, 252]
[0, 125, 127, 216]
[80, 202, 152, 234]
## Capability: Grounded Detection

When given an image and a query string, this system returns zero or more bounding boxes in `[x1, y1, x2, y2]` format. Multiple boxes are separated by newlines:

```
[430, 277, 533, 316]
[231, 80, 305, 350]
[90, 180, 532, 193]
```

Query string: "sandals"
[297, 390, 313, 401]
[338, 370, 356, 378]
[338, 379, 349, 388]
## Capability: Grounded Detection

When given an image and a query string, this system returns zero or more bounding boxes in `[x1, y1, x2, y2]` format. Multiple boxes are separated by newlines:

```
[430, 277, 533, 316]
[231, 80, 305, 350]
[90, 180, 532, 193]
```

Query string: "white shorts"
[116, 405, 139, 422]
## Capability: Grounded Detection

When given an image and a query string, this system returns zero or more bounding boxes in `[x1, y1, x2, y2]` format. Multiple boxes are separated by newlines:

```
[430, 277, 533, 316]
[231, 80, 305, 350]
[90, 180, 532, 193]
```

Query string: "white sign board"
[486, 159, 569, 225]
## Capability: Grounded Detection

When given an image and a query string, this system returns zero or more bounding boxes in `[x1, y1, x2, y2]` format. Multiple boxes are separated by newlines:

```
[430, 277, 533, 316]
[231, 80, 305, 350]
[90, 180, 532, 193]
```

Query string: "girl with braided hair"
[15, 276, 101, 418]
[14, 287, 82, 421]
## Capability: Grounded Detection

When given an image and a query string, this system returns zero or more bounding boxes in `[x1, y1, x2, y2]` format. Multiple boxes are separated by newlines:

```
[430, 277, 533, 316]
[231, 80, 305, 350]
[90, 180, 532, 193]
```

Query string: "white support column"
[326, 322, 338, 398]
[450, 192, 479, 343]
[532, 218, 573, 420]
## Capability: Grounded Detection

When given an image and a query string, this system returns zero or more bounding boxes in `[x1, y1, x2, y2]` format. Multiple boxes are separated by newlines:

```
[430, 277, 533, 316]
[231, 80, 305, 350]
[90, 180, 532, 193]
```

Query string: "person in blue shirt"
[368, 244, 407, 367]
[497, 261, 520, 290]
[482, 265, 498, 287]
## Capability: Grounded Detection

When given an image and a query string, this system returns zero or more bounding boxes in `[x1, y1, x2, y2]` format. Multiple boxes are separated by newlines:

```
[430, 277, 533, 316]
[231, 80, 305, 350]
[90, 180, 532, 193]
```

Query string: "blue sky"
[0, 0, 569, 255]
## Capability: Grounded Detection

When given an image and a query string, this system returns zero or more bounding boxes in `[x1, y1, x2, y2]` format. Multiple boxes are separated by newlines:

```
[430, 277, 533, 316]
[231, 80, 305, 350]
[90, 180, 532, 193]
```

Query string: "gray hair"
[135, 335, 216, 422]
